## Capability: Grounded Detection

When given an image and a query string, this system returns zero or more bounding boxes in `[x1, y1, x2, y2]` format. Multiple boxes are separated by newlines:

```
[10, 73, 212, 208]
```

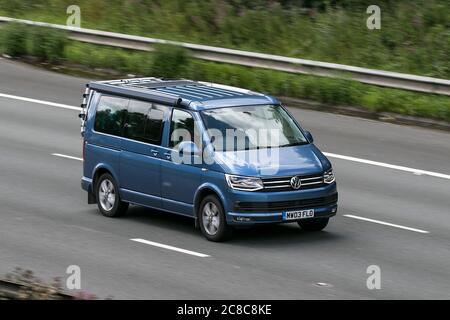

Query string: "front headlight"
[225, 174, 264, 191]
[323, 169, 336, 184]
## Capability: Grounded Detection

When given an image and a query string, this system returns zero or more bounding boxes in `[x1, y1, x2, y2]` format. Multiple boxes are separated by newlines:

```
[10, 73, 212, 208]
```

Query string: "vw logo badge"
[290, 176, 302, 190]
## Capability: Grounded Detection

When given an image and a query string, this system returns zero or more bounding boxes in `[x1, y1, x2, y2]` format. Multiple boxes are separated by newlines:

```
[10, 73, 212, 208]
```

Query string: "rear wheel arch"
[93, 168, 110, 190]
[92, 166, 120, 190]
[95, 172, 128, 217]
[91, 167, 120, 201]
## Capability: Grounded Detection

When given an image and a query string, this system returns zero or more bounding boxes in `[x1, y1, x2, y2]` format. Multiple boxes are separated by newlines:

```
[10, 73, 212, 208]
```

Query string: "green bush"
[151, 44, 190, 78]
[1, 22, 28, 57]
[182, 59, 450, 122]
[64, 41, 153, 74]
[0, 23, 67, 62]
[28, 26, 67, 62]
[2, 29, 449, 122]
[1, 0, 449, 78]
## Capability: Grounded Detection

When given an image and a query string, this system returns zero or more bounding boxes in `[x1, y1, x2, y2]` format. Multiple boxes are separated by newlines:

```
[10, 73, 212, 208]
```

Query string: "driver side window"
[169, 109, 200, 148]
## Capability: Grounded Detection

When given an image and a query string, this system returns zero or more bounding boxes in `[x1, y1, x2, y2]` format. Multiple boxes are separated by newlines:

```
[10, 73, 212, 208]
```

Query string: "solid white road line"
[344, 214, 430, 234]
[0, 92, 80, 111]
[52, 153, 83, 161]
[130, 238, 210, 258]
[324, 152, 450, 180]
[1, 91, 445, 181]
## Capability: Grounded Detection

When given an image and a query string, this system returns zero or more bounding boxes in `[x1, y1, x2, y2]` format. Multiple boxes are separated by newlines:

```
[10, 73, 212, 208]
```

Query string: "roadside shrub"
[28, 26, 67, 62]
[0, 23, 67, 62]
[64, 41, 153, 74]
[23, 39, 450, 122]
[1, 268, 99, 300]
[1, 22, 28, 57]
[2, 0, 449, 78]
[151, 44, 189, 78]
[360, 90, 382, 112]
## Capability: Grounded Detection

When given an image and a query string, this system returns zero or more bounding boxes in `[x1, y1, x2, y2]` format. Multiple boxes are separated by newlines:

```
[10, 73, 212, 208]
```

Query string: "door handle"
[164, 152, 171, 160]
[150, 149, 159, 157]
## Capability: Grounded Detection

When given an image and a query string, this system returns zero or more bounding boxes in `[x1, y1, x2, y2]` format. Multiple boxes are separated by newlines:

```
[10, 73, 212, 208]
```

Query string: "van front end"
[221, 175, 338, 226]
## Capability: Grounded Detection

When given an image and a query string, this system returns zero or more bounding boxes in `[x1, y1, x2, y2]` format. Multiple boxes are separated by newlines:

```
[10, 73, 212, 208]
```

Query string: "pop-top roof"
[88, 77, 278, 110]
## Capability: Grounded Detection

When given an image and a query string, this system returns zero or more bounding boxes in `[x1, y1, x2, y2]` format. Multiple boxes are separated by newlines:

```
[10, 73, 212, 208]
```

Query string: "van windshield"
[201, 105, 308, 151]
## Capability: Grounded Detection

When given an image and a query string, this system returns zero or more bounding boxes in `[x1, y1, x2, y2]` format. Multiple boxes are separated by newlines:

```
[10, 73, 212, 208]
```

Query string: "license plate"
[283, 209, 314, 220]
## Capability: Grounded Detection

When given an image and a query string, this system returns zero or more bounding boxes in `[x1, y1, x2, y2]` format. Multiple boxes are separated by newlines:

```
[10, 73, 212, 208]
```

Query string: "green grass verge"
[0, 0, 449, 78]
[1, 23, 450, 122]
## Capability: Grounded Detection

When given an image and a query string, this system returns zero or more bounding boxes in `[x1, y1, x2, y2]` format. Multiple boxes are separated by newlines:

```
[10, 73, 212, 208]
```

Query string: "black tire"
[298, 218, 329, 231]
[198, 195, 232, 242]
[95, 173, 128, 217]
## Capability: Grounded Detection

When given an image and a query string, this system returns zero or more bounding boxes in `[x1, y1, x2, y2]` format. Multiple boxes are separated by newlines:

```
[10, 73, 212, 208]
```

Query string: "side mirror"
[178, 141, 200, 155]
[304, 130, 314, 143]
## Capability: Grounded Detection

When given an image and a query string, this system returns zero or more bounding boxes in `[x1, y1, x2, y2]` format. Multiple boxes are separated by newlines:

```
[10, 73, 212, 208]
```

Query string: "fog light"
[332, 207, 337, 213]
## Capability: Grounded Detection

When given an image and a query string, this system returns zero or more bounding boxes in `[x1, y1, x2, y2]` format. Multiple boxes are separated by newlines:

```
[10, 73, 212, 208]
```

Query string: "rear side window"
[94, 95, 128, 136]
[124, 99, 167, 145]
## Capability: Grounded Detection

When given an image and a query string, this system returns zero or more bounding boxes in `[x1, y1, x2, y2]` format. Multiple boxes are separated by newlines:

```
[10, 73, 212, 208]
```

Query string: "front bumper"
[227, 203, 337, 225]
[224, 183, 338, 226]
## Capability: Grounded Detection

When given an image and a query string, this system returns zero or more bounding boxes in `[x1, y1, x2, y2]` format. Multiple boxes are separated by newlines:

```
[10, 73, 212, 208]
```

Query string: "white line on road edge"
[0, 92, 80, 111]
[130, 238, 210, 258]
[324, 152, 450, 180]
[344, 214, 429, 234]
[52, 153, 83, 161]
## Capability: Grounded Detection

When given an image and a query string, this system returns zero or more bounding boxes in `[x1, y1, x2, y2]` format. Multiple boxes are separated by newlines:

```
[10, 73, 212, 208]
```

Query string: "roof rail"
[95, 77, 196, 88]
[198, 81, 264, 96]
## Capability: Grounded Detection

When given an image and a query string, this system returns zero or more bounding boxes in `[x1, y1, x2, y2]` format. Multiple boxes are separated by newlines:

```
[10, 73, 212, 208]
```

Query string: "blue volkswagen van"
[80, 78, 337, 241]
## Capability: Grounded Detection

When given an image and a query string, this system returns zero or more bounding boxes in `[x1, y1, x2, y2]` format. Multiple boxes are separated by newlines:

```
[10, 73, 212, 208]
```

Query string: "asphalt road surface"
[0, 58, 449, 299]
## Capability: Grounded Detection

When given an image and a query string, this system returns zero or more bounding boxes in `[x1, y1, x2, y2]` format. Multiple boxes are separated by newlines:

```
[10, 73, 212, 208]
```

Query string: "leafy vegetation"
[1, 22, 28, 57]
[0, 0, 449, 78]
[0, 5, 449, 122]
[64, 41, 450, 122]
[28, 25, 67, 62]
[0, 22, 66, 62]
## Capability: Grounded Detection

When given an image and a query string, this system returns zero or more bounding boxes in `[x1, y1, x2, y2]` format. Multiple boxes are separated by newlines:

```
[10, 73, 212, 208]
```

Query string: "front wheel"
[96, 173, 128, 217]
[298, 218, 329, 231]
[199, 195, 232, 242]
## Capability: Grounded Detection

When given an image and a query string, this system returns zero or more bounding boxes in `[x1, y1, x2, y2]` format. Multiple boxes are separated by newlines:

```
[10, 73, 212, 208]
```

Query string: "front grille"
[234, 193, 338, 213]
[261, 173, 325, 192]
